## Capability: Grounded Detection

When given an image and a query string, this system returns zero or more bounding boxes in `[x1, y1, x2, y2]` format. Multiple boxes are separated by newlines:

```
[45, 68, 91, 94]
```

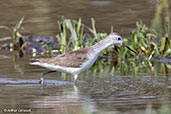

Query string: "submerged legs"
[74, 74, 78, 84]
[39, 71, 79, 84]
[39, 71, 56, 84]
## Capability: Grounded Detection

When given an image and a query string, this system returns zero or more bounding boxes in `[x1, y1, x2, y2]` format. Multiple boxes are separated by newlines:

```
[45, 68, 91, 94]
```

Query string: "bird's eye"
[118, 37, 121, 40]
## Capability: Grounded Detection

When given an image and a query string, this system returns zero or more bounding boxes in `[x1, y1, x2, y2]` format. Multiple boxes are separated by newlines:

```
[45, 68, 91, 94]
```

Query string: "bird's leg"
[74, 74, 78, 84]
[39, 71, 56, 84]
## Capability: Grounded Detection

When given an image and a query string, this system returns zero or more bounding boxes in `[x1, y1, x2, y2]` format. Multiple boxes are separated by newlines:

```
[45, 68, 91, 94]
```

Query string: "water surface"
[0, 0, 158, 37]
[0, 0, 171, 114]
[0, 50, 171, 114]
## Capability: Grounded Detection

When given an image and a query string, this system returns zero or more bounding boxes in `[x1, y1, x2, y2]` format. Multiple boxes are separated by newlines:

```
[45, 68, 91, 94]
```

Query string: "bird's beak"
[123, 43, 136, 54]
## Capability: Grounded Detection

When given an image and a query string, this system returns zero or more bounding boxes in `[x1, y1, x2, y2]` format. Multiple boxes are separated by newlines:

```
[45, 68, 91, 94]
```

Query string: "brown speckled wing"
[30, 48, 89, 68]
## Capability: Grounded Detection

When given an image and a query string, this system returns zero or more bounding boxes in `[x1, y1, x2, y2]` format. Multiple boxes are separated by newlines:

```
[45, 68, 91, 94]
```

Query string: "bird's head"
[108, 32, 123, 45]
[108, 32, 136, 53]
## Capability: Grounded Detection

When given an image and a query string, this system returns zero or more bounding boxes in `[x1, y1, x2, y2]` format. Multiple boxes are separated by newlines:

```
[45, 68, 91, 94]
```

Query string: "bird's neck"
[91, 37, 114, 55]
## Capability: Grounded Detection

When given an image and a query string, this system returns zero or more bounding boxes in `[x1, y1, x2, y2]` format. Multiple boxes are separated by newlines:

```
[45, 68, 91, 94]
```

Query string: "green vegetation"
[119, 21, 171, 61]
[12, 16, 25, 50]
[55, 17, 170, 58]
[56, 17, 108, 53]
[0, 16, 25, 50]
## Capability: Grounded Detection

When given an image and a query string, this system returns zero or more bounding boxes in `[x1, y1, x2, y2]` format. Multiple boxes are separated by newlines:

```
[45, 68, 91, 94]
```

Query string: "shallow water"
[0, 0, 171, 114]
[0, 50, 171, 114]
[0, 0, 162, 37]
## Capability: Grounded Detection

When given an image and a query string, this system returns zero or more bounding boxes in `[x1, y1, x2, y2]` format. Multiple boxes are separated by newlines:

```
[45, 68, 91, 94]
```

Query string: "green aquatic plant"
[56, 17, 108, 54]
[118, 21, 171, 61]
[12, 16, 25, 50]
[45, 44, 53, 57]
[57, 17, 87, 53]
[118, 0, 171, 62]
[0, 17, 25, 50]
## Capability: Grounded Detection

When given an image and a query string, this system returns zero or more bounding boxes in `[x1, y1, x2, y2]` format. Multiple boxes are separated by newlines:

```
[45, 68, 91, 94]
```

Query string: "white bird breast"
[30, 62, 81, 75]
[79, 51, 100, 72]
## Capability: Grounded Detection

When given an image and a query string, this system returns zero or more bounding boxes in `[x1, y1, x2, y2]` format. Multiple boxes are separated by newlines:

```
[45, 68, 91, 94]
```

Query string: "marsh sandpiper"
[30, 32, 135, 84]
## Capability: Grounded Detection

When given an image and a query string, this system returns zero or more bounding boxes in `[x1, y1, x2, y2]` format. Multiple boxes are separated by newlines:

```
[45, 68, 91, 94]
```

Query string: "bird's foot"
[39, 77, 44, 84]
[74, 80, 78, 85]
